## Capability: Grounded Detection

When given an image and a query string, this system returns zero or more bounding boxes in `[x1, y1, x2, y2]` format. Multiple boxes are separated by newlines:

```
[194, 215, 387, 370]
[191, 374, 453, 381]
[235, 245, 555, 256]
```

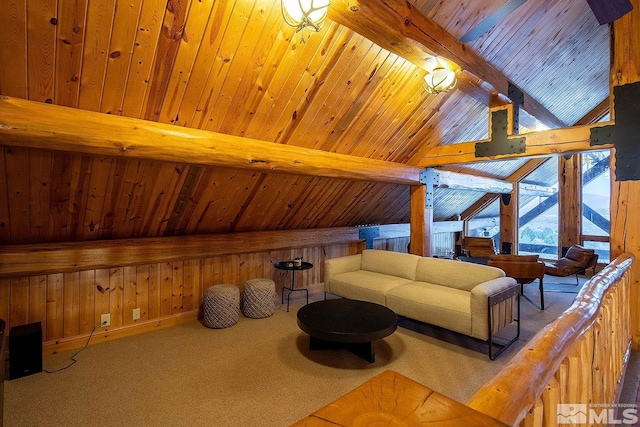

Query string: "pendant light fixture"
[282, 0, 330, 42]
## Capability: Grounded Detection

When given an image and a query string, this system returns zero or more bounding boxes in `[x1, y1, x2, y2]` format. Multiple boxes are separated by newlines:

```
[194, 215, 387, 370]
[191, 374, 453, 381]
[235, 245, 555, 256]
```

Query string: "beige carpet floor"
[5, 283, 580, 427]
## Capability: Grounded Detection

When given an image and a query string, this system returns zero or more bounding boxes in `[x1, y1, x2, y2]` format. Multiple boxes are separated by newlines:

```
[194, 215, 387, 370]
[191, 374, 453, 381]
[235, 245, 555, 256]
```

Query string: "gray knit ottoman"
[242, 278, 276, 319]
[203, 284, 240, 328]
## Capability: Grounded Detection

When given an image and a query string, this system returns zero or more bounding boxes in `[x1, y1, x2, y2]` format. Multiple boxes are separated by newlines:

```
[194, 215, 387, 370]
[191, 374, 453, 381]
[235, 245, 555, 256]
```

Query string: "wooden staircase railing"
[466, 253, 635, 426]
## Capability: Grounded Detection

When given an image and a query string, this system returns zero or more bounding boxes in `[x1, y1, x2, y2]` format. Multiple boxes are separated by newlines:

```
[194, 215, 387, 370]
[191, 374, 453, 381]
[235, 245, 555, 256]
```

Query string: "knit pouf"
[242, 278, 276, 319]
[203, 285, 240, 329]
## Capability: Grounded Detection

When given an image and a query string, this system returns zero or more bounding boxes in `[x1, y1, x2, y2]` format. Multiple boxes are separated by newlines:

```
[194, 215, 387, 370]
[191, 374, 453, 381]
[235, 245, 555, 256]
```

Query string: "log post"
[409, 185, 432, 257]
[610, 0, 640, 348]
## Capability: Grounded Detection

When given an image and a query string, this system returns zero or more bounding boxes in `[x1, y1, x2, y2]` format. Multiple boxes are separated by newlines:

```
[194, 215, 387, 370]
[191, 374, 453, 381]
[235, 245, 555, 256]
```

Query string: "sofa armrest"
[470, 277, 518, 340]
[324, 254, 362, 294]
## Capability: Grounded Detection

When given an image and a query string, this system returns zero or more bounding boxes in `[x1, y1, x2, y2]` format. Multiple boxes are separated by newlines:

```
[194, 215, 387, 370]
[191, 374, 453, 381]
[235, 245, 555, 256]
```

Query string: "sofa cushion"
[361, 250, 419, 281]
[415, 257, 505, 292]
[386, 282, 472, 336]
[329, 270, 413, 305]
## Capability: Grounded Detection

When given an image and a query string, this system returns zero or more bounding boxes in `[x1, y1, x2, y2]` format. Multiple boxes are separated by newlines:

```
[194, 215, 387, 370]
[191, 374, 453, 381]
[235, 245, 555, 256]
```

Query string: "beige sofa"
[324, 249, 520, 359]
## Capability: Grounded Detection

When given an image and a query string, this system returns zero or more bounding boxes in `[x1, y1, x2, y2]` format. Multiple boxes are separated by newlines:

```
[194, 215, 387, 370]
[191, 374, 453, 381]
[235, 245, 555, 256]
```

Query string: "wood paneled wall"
[0, 228, 416, 354]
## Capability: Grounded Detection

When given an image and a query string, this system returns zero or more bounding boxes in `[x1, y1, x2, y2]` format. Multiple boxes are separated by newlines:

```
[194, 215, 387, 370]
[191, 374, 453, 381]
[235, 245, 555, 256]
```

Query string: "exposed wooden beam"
[519, 183, 556, 197]
[328, 0, 566, 128]
[459, 194, 499, 221]
[0, 96, 421, 185]
[419, 123, 614, 167]
[435, 170, 513, 193]
[508, 158, 547, 183]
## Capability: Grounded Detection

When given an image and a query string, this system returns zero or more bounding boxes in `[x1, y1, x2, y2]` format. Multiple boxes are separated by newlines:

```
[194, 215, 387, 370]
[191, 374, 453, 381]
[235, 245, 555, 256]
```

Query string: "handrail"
[466, 253, 635, 426]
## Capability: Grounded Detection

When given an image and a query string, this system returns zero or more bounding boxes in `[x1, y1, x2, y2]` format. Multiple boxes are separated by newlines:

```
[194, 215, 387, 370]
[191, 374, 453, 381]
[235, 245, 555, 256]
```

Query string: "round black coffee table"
[297, 299, 397, 363]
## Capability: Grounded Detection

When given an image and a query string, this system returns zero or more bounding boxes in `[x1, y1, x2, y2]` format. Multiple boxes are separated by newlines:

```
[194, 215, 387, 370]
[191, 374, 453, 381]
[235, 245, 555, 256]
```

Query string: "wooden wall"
[0, 227, 417, 354]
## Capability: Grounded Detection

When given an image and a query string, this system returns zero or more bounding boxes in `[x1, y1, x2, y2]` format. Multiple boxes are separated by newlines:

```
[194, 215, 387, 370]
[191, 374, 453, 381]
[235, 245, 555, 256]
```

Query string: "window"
[581, 150, 610, 263]
[518, 157, 559, 258]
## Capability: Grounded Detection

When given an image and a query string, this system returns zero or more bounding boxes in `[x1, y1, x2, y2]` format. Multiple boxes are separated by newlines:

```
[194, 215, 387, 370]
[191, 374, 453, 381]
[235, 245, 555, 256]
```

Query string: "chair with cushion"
[488, 254, 546, 310]
[543, 245, 599, 285]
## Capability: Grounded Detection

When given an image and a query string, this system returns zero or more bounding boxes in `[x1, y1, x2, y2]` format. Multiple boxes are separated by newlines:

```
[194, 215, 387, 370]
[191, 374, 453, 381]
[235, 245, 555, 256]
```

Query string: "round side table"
[274, 261, 313, 312]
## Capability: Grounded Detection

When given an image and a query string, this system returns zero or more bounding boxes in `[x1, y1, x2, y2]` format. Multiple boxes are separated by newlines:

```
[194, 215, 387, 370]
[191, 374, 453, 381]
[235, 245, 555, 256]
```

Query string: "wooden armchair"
[488, 254, 546, 310]
[544, 245, 599, 285]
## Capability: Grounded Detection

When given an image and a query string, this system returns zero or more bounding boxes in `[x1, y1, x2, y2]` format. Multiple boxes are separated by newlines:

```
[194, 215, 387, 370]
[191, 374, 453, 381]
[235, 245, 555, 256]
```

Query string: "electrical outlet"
[132, 308, 141, 321]
[101, 313, 110, 327]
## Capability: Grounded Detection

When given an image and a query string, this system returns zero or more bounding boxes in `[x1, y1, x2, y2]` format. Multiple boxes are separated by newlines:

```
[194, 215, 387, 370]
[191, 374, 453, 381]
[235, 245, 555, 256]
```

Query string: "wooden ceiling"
[0, 0, 610, 245]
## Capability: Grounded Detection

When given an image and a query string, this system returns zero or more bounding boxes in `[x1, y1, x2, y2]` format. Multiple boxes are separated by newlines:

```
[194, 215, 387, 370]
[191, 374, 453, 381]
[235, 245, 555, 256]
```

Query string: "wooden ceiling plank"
[28, 150, 53, 243]
[81, 156, 113, 241]
[258, 24, 349, 142]
[77, 0, 116, 112]
[0, 0, 27, 98]
[5, 148, 30, 244]
[138, 162, 181, 237]
[268, 29, 357, 145]
[162, 165, 204, 236]
[252, 24, 347, 143]
[195, 170, 260, 234]
[120, 0, 168, 118]
[99, 0, 143, 115]
[148, 163, 189, 237]
[183, 167, 228, 234]
[330, 55, 413, 156]
[142, 0, 192, 122]
[198, 0, 260, 133]
[279, 34, 373, 148]
[246, 21, 339, 140]
[67, 154, 93, 241]
[236, 173, 303, 230]
[111, 159, 150, 239]
[349, 64, 428, 159]
[216, 3, 286, 135]
[124, 160, 164, 238]
[361, 68, 449, 162]
[54, 0, 88, 107]
[26, 0, 57, 103]
[177, 166, 215, 234]
[175, 0, 239, 127]
[97, 157, 128, 239]
[303, 42, 389, 151]
[328, 0, 566, 128]
[407, 93, 488, 164]
[48, 151, 74, 241]
[157, 0, 217, 125]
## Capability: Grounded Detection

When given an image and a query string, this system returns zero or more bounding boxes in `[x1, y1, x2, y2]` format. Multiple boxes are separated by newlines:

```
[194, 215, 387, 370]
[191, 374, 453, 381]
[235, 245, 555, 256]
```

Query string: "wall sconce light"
[423, 57, 457, 94]
[282, 0, 330, 42]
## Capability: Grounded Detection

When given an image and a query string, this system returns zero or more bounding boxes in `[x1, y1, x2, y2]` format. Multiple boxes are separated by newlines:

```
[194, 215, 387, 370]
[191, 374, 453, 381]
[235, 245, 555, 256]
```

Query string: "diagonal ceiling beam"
[327, 0, 566, 128]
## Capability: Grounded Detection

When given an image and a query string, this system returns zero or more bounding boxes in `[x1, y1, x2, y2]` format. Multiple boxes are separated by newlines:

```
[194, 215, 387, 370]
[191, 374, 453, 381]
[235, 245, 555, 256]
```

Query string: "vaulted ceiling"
[0, 0, 611, 245]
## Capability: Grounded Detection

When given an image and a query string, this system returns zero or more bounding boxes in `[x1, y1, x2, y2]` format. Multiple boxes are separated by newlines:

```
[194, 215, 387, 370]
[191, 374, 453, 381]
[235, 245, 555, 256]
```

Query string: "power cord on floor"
[44, 322, 103, 373]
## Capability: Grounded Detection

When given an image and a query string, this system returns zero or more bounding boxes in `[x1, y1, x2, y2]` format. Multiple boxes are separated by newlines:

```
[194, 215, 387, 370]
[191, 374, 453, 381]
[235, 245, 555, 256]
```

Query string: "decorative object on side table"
[274, 260, 313, 312]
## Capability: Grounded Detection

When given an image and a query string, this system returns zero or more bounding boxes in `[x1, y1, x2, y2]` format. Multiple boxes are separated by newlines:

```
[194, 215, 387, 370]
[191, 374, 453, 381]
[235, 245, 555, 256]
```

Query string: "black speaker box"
[9, 322, 42, 380]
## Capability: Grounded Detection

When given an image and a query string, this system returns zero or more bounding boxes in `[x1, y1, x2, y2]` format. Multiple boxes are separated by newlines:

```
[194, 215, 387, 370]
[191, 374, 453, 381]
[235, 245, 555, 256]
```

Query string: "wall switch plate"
[132, 308, 141, 321]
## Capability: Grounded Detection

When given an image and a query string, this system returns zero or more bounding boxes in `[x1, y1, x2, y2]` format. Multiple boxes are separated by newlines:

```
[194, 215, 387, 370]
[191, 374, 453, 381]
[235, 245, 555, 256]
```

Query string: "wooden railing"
[466, 253, 635, 426]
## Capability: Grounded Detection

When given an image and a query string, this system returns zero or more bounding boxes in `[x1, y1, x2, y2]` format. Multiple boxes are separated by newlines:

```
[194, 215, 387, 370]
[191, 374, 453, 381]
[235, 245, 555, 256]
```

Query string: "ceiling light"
[282, 0, 330, 42]
[423, 57, 457, 94]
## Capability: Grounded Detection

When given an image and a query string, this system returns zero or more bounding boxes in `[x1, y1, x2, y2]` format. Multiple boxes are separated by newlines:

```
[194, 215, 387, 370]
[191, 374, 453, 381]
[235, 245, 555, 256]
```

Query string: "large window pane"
[582, 151, 610, 236]
[518, 157, 559, 258]
[582, 150, 610, 263]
